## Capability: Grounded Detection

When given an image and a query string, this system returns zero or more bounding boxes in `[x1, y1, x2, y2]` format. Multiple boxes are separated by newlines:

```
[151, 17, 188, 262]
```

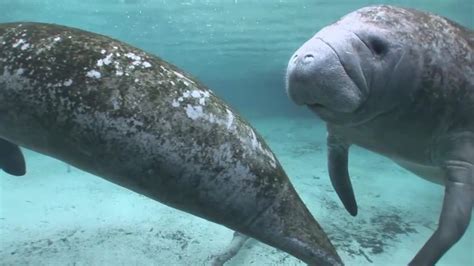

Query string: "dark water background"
[1, 0, 472, 118]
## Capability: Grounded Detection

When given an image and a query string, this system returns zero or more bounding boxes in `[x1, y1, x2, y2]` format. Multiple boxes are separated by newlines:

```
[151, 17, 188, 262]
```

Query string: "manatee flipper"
[409, 160, 473, 266]
[327, 133, 358, 216]
[0, 138, 26, 176]
[211, 231, 250, 266]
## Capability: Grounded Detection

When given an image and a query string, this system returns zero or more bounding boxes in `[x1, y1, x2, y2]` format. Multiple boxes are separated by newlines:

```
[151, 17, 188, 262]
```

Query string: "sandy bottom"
[1, 116, 473, 266]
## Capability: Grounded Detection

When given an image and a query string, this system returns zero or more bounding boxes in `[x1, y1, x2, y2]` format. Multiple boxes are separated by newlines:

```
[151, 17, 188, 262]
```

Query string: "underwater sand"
[1, 115, 472, 266]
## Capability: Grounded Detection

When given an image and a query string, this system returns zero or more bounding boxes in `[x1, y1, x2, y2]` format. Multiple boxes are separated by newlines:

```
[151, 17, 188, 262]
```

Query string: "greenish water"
[1, 1, 473, 265]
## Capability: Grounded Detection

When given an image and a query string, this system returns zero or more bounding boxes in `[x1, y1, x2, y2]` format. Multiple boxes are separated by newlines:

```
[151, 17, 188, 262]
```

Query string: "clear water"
[1, 1, 473, 265]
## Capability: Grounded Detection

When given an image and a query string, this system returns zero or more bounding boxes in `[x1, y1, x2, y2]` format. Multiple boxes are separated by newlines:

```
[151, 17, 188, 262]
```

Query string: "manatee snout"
[286, 31, 369, 114]
[286, 39, 336, 106]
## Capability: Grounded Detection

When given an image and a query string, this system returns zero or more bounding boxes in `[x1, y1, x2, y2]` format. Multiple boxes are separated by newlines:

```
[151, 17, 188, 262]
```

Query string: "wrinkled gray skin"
[0, 22, 342, 265]
[286, 5, 473, 266]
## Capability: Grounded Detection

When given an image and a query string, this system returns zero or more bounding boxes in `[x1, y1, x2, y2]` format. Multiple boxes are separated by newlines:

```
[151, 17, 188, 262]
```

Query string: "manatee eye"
[368, 36, 388, 55]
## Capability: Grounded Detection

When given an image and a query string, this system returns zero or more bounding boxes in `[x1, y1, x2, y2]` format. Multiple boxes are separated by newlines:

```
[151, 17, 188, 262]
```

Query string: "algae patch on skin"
[86, 70, 101, 79]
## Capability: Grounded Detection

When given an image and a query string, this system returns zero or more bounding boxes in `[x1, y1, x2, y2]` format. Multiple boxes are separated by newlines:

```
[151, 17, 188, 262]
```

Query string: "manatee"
[286, 5, 473, 265]
[0, 22, 342, 265]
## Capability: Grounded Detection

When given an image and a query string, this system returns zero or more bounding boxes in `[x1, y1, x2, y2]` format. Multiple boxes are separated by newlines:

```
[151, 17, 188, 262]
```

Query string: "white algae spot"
[249, 128, 258, 150]
[125, 52, 141, 61]
[173, 89, 211, 108]
[171, 99, 180, 107]
[86, 70, 101, 79]
[175, 90, 211, 110]
[12, 39, 25, 48]
[173, 70, 185, 79]
[104, 55, 114, 64]
[185, 104, 204, 120]
[124, 52, 151, 69]
[187, 90, 210, 105]
[16, 68, 25, 75]
[20, 43, 30, 50]
[226, 109, 234, 129]
[172, 70, 195, 86]
[97, 53, 114, 67]
[63, 79, 73, 86]
[191, 90, 201, 98]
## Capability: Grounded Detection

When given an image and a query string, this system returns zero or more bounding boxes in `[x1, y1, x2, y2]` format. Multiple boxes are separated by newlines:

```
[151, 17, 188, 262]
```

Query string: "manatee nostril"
[291, 53, 298, 64]
[303, 54, 314, 63]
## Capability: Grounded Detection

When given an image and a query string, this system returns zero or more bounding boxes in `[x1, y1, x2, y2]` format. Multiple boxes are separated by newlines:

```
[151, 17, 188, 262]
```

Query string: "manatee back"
[0, 22, 293, 226]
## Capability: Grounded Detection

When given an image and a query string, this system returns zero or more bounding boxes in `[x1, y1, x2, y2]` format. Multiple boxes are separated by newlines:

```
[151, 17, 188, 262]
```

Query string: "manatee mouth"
[307, 102, 326, 111]
[309, 102, 324, 108]
[307, 102, 340, 120]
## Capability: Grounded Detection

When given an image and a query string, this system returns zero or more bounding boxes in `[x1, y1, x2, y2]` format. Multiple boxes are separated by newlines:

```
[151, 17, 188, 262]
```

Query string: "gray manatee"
[0, 22, 342, 265]
[286, 5, 473, 266]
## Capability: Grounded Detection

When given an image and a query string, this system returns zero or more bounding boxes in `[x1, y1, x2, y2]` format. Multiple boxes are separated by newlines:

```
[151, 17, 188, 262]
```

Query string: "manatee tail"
[243, 182, 343, 266]
[0, 138, 26, 176]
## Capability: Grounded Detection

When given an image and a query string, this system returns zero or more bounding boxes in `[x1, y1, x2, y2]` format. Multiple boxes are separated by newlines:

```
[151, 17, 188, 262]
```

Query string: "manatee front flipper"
[410, 161, 473, 265]
[410, 135, 474, 265]
[211, 231, 250, 266]
[0, 138, 26, 176]
[328, 133, 358, 216]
